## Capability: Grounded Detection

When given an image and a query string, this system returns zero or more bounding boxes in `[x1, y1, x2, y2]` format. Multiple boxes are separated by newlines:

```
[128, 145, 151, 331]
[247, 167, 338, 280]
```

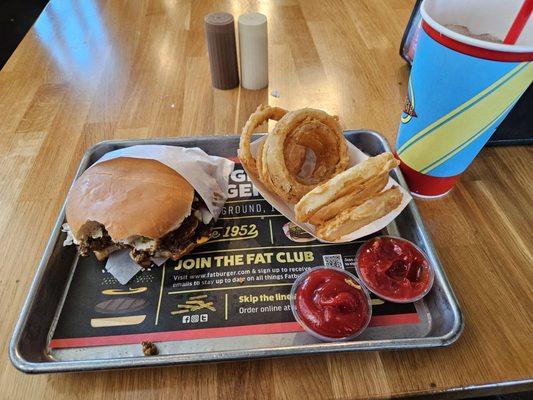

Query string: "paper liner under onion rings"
[238, 106, 412, 242]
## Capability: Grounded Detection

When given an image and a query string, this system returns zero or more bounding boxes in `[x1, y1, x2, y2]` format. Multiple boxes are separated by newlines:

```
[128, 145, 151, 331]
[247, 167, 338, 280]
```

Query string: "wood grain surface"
[0, 0, 532, 399]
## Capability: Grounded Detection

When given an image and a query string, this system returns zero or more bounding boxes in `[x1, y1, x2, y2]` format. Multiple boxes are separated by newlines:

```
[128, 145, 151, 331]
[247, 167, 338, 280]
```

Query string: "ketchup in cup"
[290, 267, 371, 341]
[356, 236, 434, 303]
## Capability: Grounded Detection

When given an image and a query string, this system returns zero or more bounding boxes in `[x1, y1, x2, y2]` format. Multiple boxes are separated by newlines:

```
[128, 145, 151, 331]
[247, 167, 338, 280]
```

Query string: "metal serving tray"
[10, 131, 463, 373]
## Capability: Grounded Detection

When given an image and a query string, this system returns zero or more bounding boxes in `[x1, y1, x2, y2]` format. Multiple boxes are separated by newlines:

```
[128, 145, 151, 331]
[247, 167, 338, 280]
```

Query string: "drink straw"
[503, 0, 533, 44]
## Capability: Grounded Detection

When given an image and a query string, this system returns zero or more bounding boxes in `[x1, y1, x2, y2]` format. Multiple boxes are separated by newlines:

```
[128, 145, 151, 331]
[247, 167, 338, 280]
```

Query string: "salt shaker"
[238, 12, 268, 90]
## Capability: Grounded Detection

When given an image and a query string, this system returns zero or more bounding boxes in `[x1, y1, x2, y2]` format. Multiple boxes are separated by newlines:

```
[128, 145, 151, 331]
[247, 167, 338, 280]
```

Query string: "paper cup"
[396, 0, 533, 198]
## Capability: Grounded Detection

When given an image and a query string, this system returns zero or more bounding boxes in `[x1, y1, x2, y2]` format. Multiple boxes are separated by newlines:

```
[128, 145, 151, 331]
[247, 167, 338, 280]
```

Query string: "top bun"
[66, 157, 194, 241]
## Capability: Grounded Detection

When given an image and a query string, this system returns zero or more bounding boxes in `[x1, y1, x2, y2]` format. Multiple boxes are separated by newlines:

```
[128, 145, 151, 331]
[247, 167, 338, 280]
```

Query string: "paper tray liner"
[51, 160, 421, 349]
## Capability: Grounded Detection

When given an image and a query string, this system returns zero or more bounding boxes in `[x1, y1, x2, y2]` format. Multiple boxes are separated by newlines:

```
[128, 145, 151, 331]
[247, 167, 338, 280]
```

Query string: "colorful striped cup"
[396, 0, 533, 198]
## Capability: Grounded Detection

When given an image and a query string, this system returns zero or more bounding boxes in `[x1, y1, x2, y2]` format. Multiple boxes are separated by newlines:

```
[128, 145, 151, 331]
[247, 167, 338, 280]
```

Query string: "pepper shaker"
[204, 12, 240, 90]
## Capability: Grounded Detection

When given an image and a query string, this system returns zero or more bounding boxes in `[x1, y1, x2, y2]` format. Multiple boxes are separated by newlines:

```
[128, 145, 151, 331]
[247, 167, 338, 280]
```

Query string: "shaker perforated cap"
[204, 12, 239, 89]
[205, 12, 234, 31]
[238, 12, 267, 28]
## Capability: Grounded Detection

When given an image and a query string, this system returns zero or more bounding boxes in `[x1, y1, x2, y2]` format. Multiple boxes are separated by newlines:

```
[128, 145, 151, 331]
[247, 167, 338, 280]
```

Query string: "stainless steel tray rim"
[10, 131, 464, 373]
[12, 334, 461, 374]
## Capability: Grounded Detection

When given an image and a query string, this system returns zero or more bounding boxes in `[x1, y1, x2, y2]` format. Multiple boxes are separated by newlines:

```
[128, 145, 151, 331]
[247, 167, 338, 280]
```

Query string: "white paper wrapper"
[243, 137, 412, 243]
[96, 145, 235, 220]
[94, 145, 234, 283]
[105, 250, 143, 285]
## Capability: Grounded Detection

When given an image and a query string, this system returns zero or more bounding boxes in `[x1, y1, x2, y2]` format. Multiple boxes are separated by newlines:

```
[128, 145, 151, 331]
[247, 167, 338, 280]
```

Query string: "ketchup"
[294, 268, 370, 339]
[357, 236, 432, 302]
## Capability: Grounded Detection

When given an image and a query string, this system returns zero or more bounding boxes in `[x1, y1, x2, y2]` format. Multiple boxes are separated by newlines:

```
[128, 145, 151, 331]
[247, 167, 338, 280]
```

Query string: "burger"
[63, 157, 213, 265]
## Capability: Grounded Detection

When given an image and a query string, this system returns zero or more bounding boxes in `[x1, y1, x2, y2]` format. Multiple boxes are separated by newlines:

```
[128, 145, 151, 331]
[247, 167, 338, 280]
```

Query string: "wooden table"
[1, 0, 531, 398]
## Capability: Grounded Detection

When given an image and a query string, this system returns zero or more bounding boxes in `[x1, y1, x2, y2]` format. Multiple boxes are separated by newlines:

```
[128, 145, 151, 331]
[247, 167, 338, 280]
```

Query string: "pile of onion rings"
[238, 105, 349, 204]
[238, 105, 403, 241]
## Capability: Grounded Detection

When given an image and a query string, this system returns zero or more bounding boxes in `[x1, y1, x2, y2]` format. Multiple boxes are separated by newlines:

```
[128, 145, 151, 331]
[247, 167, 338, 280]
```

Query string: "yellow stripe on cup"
[419, 93, 521, 174]
[398, 62, 532, 173]
[397, 62, 530, 155]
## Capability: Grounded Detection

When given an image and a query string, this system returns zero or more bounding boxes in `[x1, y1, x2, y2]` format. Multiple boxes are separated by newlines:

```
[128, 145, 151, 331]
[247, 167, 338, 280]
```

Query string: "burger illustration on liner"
[283, 222, 315, 243]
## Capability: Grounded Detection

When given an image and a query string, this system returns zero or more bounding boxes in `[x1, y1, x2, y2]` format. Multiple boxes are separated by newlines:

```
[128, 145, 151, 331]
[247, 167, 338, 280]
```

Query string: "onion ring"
[260, 108, 349, 203]
[295, 153, 399, 223]
[286, 121, 342, 184]
[308, 173, 389, 226]
[238, 104, 287, 178]
[315, 187, 402, 241]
